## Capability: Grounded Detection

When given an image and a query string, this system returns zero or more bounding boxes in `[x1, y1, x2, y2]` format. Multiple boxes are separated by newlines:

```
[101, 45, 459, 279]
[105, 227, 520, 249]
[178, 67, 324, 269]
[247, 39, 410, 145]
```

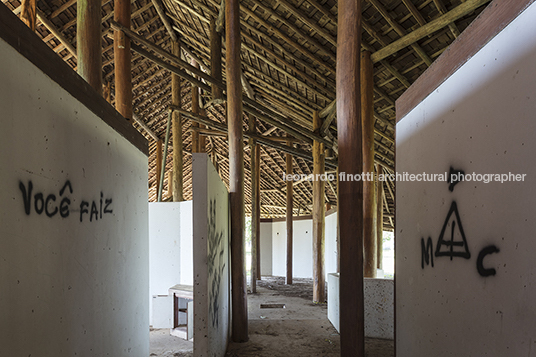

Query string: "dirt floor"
[150, 276, 394, 357]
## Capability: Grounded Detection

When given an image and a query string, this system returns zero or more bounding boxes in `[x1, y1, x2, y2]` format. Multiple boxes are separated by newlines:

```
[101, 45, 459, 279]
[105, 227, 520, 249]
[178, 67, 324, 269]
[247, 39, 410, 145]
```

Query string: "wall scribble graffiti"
[207, 198, 226, 329]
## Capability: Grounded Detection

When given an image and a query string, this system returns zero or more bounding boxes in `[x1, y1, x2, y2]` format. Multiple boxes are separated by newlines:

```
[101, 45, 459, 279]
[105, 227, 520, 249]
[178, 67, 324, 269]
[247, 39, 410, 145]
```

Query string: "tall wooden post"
[337, 0, 364, 354]
[114, 0, 132, 120]
[286, 138, 293, 285]
[362, 51, 377, 278]
[167, 170, 173, 199]
[336, 167, 340, 273]
[199, 110, 207, 154]
[155, 140, 163, 199]
[20, 0, 36, 31]
[226, 0, 248, 342]
[377, 165, 384, 270]
[77, 0, 102, 95]
[313, 111, 326, 302]
[249, 115, 258, 294]
[210, 18, 223, 101]
[255, 144, 261, 280]
[191, 60, 200, 153]
[172, 40, 184, 202]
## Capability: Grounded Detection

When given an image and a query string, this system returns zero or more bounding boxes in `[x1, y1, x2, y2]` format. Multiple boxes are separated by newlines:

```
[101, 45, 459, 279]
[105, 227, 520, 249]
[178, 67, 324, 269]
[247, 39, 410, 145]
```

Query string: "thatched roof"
[2, 0, 491, 228]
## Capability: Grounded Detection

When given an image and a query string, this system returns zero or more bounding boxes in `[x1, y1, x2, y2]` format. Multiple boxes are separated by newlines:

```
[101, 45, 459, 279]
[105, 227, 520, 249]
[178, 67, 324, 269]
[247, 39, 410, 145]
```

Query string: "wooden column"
[337, 0, 364, 354]
[199, 110, 207, 153]
[377, 165, 384, 270]
[167, 170, 173, 199]
[312, 111, 326, 302]
[77, 0, 102, 95]
[226, 0, 248, 342]
[103, 80, 112, 103]
[172, 40, 184, 202]
[210, 18, 223, 101]
[249, 115, 258, 294]
[191, 60, 200, 153]
[20, 0, 36, 31]
[114, 0, 132, 120]
[155, 140, 163, 199]
[255, 144, 261, 280]
[286, 138, 293, 285]
[362, 51, 377, 278]
[336, 167, 340, 273]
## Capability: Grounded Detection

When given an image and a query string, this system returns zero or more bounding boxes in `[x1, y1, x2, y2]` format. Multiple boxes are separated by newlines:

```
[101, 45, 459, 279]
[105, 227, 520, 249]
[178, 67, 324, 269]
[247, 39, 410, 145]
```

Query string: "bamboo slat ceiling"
[2, 0, 491, 228]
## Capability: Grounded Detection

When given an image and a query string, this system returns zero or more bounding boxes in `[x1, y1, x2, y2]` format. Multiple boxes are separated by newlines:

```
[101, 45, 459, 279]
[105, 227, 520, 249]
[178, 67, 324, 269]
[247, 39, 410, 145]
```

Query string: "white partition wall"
[149, 201, 193, 325]
[269, 211, 338, 282]
[0, 8, 149, 357]
[396, 1, 536, 356]
[260, 221, 273, 275]
[192, 154, 230, 357]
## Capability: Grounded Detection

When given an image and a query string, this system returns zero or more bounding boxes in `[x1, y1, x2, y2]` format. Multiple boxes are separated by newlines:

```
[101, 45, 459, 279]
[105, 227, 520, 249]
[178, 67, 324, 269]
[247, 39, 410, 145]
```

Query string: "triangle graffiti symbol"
[435, 201, 471, 260]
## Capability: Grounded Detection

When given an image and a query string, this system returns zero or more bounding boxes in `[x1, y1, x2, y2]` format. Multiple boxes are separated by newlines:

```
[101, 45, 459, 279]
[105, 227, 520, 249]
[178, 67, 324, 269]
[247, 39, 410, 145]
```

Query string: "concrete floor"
[149, 277, 394, 357]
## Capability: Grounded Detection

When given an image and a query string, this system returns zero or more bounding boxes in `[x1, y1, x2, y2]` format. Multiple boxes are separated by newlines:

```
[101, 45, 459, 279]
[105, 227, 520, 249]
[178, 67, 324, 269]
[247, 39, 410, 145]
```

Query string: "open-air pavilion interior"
[2, 0, 536, 355]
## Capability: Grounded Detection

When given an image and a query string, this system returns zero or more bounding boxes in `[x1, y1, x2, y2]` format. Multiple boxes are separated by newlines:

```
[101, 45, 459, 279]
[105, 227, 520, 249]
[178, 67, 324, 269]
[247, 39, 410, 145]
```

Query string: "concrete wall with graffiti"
[396, 3, 536, 356]
[0, 36, 149, 356]
[192, 153, 230, 357]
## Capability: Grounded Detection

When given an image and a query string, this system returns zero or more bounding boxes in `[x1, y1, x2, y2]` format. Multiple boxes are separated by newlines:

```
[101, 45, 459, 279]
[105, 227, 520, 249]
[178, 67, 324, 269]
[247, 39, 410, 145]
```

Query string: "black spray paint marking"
[420, 166, 501, 277]
[477, 245, 500, 277]
[421, 237, 434, 269]
[19, 179, 112, 222]
[207, 198, 226, 329]
[448, 166, 465, 192]
[435, 201, 471, 260]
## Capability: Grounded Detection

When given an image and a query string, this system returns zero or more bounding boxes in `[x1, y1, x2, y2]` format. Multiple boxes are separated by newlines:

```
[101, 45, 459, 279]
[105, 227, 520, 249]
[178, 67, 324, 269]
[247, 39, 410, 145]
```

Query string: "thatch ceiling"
[2, 0, 491, 228]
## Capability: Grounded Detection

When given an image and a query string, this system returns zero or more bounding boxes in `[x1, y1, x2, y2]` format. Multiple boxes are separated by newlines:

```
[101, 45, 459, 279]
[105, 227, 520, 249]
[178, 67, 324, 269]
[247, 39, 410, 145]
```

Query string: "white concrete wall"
[396, 3, 536, 356]
[260, 222, 273, 275]
[0, 37, 149, 356]
[149, 201, 193, 326]
[324, 211, 338, 278]
[328, 274, 394, 339]
[192, 154, 230, 357]
[271, 213, 338, 281]
[272, 219, 313, 278]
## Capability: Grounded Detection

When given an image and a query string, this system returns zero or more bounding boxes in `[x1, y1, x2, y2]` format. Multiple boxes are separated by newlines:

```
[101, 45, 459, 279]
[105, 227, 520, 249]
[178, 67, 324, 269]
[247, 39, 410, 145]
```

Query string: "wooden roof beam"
[275, 0, 337, 46]
[151, 0, 178, 41]
[368, 0, 432, 66]
[371, 0, 491, 63]
[432, 0, 461, 38]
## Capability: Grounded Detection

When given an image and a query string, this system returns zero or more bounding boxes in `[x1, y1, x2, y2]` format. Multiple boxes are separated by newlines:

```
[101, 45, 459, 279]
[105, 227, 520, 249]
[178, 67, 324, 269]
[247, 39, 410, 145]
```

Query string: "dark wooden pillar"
[172, 40, 184, 202]
[336, 167, 340, 273]
[77, 0, 102, 95]
[362, 51, 377, 278]
[191, 60, 200, 153]
[337, 0, 364, 354]
[226, 0, 248, 342]
[20, 0, 36, 31]
[199, 110, 207, 154]
[377, 165, 384, 270]
[210, 18, 223, 101]
[313, 111, 326, 302]
[155, 140, 163, 200]
[286, 138, 293, 285]
[113, 0, 132, 120]
[249, 115, 258, 294]
[255, 144, 261, 280]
